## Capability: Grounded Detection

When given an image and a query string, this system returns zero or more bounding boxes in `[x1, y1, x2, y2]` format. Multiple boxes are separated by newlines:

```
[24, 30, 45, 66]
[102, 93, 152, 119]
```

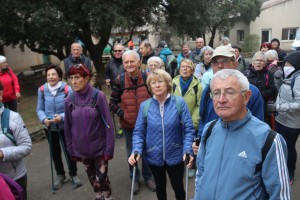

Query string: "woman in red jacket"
[0, 56, 21, 112]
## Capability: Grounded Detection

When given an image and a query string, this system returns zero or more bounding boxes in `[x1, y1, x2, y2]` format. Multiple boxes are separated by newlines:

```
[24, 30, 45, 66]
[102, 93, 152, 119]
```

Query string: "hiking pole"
[111, 112, 117, 135]
[56, 125, 71, 176]
[185, 153, 190, 200]
[47, 118, 56, 194]
[130, 154, 138, 200]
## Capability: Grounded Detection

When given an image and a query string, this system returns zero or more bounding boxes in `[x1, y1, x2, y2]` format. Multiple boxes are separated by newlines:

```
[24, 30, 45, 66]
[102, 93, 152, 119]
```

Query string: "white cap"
[210, 46, 236, 60]
[0, 55, 7, 64]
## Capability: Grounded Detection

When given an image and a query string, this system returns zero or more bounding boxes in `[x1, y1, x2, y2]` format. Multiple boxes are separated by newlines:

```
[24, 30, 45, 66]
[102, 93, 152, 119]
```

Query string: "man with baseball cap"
[195, 46, 264, 141]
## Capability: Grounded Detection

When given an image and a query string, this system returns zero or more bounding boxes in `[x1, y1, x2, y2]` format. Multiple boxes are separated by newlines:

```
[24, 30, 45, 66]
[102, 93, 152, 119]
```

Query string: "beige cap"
[210, 46, 236, 60]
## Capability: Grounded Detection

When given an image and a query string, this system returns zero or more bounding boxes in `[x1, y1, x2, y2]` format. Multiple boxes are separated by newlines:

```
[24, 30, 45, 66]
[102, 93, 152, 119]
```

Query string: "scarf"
[47, 81, 62, 96]
[180, 76, 193, 96]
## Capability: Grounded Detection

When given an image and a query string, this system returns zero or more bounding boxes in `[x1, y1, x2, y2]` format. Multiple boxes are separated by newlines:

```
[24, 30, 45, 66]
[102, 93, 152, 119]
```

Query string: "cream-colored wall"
[229, 21, 250, 47]
[250, 0, 300, 50]
[3, 45, 60, 72]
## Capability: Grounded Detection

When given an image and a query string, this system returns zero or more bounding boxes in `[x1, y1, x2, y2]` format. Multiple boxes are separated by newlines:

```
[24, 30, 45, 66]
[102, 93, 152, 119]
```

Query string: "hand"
[53, 114, 62, 123]
[183, 154, 194, 168]
[128, 154, 140, 166]
[105, 79, 111, 86]
[192, 142, 199, 155]
[0, 150, 4, 160]
[44, 118, 53, 127]
[16, 92, 21, 98]
[266, 103, 277, 112]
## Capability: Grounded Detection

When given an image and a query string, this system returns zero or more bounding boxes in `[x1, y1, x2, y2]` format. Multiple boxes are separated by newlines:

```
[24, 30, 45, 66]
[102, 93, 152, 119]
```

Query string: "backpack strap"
[193, 83, 198, 103]
[172, 84, 177, 93]
[255, 130, 277, 173]
[203, 119, 218, 146]
[291, 70, 300, 98]
[1, 108, 16, 145]
[142, 98, 152, 118]
[173, 95, 182, 117]
[202, 86, 211, 120]
[63, 85, 69, 97]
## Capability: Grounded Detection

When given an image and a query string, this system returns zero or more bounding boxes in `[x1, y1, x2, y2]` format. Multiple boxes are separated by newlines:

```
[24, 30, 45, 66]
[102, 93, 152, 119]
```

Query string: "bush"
[242, 34, 260, 52]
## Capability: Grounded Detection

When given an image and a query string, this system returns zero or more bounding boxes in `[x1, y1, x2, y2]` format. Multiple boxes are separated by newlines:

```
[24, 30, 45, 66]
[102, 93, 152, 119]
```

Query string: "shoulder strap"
[1, 108, 16, 145]
[141, 71, 147, 84]
[39, 84, 47, 101]
[203, 119, 218, 146]
[63, 85, 69, 97]
[142, 98, 152, 118]
[173, 95, 182, 116]
[255, 130, 277, 173]
[120, 72, 125, 91]
[193, 83, 198, 103]
[202, 86, 211, 119]
[91, 88, 99, 107]
[291, 70, 300, 98]
[172, 83, 177, 93]
[92, 88, 110, 128]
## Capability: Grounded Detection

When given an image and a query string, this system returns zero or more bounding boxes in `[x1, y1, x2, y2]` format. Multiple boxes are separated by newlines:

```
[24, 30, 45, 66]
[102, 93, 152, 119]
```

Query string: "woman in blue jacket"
[128, 69, 195, 200]
[36, 65, 81, 190]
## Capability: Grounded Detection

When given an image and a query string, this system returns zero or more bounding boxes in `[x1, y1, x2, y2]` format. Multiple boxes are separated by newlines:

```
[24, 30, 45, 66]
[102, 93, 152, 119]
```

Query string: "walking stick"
[185, 153, 190, 200]
[130, 154, 138, 200]
[47, 118, 56, 194]
[56, 125, 71, 173]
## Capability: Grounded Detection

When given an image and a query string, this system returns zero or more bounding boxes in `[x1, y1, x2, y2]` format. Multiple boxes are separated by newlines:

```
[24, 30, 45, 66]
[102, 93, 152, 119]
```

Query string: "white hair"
[211, 69, 249, 91]
[252, 51, 267, 62]
[122, 50, 140, 60]
[147, 56, 164, 67]
[265, 50, 278, 60]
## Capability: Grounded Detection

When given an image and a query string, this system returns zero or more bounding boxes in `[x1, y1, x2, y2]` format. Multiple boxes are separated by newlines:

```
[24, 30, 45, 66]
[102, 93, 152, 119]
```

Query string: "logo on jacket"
[238, 151, 247, 158]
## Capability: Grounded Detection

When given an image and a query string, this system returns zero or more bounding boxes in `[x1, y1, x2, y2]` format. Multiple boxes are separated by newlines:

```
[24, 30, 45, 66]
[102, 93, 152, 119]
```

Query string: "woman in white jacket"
[0, 82, 32, 200]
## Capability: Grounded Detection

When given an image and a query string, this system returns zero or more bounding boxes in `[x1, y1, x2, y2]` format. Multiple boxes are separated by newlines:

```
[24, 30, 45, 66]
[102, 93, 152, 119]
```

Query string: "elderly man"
[197, 46, 264, 138]
[194, 69, 290, 199]
[60, 42, 97, 86]
[109, 50, 156, 195]
[139, 40, 155, 72]
[192, 37, 205, 64]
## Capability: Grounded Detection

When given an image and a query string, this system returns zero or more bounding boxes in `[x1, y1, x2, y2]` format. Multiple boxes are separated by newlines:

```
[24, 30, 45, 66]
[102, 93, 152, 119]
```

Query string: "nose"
[218, 93, 227, 102]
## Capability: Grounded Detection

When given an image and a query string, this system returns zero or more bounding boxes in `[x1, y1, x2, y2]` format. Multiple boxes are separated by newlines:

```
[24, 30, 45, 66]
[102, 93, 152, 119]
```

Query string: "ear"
[84, 76, 90, 83]
[244, 90, 252, 106]
[233, 60, 238, 69]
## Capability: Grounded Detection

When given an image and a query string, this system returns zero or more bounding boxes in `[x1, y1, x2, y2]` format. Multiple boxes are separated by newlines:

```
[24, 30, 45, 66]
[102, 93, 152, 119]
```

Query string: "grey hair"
[147, 56, 164, 67]
[211, 69, 249, 91]
[221, 37, 230, 44]
[252, 51, 267, 62]
[122, 50, 140, 60]
[200, 46, 214, 62]
[265, 50, 278, 60]
[113, 43, 125, 50]
[140, 40, 152, 49]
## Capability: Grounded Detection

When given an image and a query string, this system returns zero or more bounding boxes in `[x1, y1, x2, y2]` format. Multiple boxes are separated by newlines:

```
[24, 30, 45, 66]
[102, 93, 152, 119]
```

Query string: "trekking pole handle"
[194, 137, 200, 146]
[134, 153, 138, 166]
[185, 153, 190, 165]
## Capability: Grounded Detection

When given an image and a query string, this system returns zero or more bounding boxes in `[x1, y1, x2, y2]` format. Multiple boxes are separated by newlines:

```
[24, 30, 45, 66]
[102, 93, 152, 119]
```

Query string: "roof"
[261, 0, 289, 10]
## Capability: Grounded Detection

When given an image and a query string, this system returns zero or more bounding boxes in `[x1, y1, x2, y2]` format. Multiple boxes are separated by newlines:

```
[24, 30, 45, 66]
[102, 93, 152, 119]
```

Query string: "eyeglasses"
[69, 64, 90, 75]
[150, 80, 165, 86]
[254, 59, 266, 63]
[210, 89, 246, 100]
[114, 50, 123, 53]
[211, 58, 234, 65]
[180, 65, 192, 70]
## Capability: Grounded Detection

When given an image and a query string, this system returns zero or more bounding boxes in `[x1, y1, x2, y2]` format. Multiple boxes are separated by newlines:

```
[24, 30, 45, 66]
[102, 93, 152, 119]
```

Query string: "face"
[180, 61, 193, 80]
[211, 56, 237, 74]
[113, 44, 124, 59]
[252, 56, 266, 71]
[261, 46, 269, 52]
[123, 53, 140, 76]
[71, 44, 83, 58]
[271, 41, 279, 49]
[150, 76, 168, 98]
[182, 45, 189, 54]
[203, 50, 213, 64]
[234, 48, 240, 58]
[222, 40, 229, 46]
[148, 61, 161, 71]
[69, 74, 89, 92]
[211, 77, 251, 122]
[139, 43, 151, 57]
[196, 38, 204, 49]
[47, 69, 61, 87]
[0, 62, 8, 70]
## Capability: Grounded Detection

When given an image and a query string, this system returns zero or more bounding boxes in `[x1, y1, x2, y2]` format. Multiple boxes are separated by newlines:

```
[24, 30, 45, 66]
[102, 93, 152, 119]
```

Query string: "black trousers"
[15, 174, 27, 200]
[149, 162, 185, 200]
[3, 100, 18, 112]
[45, 129, 77, 177]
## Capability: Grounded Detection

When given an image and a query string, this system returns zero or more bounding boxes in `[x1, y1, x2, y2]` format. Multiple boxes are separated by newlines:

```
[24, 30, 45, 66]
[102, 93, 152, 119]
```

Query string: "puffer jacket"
[0, 106, 32, 180]
[0, 67, 20, 102]
[173, 75, 202, 130]
[275, 70, 300, 129]
[132, 95, 195, 166]
[195, 110, 290, 200]
[36, 82, 71, 130]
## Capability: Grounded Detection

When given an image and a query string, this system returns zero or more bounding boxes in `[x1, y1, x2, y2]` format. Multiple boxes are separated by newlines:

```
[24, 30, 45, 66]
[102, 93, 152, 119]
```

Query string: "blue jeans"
[123, 129, 153, 182]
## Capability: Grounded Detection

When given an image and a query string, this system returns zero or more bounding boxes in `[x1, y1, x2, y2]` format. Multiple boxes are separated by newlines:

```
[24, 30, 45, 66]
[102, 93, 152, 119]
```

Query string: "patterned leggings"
[82, 157, 111, 198]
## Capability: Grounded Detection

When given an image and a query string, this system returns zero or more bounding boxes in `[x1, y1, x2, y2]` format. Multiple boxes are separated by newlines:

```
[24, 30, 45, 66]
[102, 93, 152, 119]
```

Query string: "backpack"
[119, 71, 150, 96]
[39, 84, 69, 100]
[203, 119, 277, 174]
[1, 108, 15, 145]
[172, 82, 199, 103]
[142, 95, 182, 119]
[165, 55, 177, 78]
[290, 70, 300, 98]
[69, 88, 110, 128]
[0, 172, 24, 200]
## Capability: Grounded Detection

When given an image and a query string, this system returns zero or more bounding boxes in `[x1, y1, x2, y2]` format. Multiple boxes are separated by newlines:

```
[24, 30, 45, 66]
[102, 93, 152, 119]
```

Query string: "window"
[237, 30, 244, 42]
[261, 29, 271, 43]
[282, 28, 298, 40]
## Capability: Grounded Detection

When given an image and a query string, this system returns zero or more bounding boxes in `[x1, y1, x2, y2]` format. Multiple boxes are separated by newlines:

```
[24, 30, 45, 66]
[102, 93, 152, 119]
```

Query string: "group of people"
[1, 36, 299, 200]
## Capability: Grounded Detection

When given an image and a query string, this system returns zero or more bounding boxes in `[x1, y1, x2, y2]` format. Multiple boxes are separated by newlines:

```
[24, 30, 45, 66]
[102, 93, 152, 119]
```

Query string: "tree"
[0, 0, 161, 77]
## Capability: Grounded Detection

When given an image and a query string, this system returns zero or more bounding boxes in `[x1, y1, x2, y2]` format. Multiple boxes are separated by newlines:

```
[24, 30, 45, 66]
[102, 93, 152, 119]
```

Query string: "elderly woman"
[146, 56, 165, 72]
[267, 51, 300, 185]
[36, 65, 81, 190]
[64, 64, 115, 200]
[194, 46, 214, 87]
[0, 82, 32, 200]
[173, 58, 203, 178]
[244, 51, 277, 126]
[128, 69, 195, 200]
[260, 42, 271, 53]
[176, 43, 193, 69]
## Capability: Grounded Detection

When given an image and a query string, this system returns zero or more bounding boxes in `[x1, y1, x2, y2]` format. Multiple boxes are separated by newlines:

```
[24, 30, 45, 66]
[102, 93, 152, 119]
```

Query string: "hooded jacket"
[0, 67, 20, 102]
[195, 110, 290, 199]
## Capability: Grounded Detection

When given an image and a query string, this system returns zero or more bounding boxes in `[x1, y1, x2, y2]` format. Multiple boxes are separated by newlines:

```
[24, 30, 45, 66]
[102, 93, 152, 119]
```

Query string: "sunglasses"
[70, 64, 90, 75]
[114, 50, 123, 53]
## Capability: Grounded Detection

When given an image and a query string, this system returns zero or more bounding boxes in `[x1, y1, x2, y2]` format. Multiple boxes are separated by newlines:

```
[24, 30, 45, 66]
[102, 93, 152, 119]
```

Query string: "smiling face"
[211, 77, 251, 122]
[203, 50, 213, 64]
[47, 68, 61, 87]
[123, 53, 140, 76]
[113, 44, 124, 59]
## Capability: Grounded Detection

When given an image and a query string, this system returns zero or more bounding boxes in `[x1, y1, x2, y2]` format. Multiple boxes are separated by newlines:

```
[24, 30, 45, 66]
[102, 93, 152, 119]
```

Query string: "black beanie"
[271, 38, 280, 46]
[284, 51, 300, 71]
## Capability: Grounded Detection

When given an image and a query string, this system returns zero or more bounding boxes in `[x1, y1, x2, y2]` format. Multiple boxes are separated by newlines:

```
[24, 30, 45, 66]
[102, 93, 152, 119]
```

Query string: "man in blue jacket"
[197, 46, 264, 138]
[194, 69, 290, 199]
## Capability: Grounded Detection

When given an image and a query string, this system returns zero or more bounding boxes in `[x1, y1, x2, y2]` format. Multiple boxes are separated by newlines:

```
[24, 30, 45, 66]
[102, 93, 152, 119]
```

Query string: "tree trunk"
[209, 26, 218, 48]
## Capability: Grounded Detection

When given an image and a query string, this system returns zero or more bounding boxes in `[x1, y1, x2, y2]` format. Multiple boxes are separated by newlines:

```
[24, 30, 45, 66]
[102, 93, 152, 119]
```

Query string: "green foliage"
[242, 34, 261, 52]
